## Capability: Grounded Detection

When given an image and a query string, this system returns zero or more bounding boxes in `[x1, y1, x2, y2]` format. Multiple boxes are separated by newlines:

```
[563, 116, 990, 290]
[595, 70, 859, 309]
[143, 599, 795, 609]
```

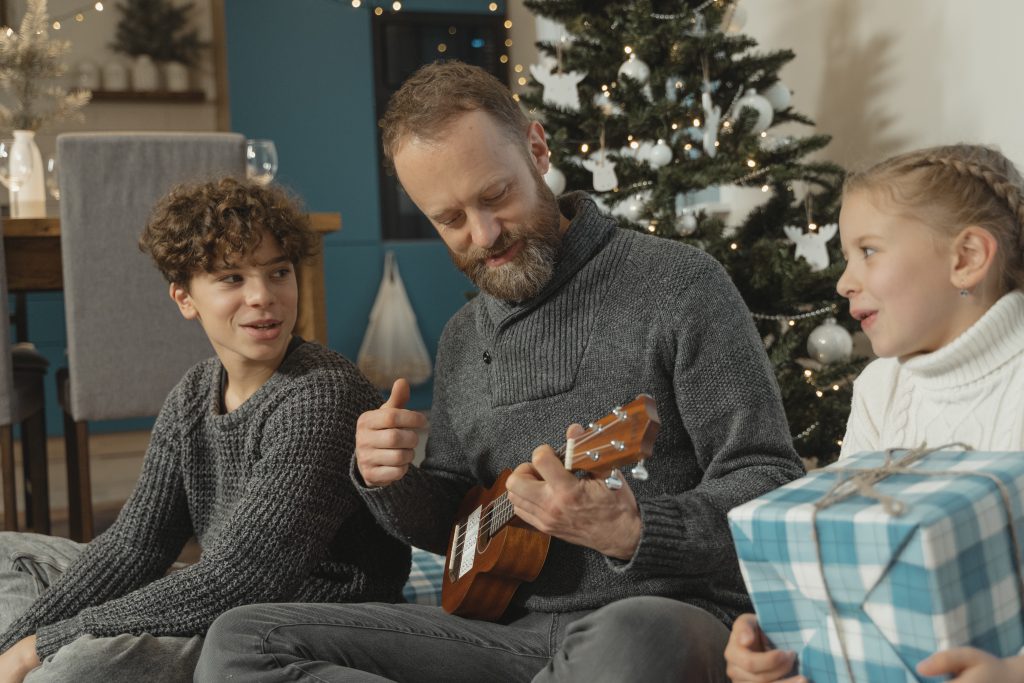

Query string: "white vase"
[11, 130, 45, 218]
[164, 61, 189, 92]
[132, 54, 159, 91]
[102, 61, 129, 91]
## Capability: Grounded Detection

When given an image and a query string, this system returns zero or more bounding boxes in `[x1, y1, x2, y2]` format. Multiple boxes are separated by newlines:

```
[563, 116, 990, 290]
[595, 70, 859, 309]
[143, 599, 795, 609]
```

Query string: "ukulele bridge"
[449, 506, 492, 581]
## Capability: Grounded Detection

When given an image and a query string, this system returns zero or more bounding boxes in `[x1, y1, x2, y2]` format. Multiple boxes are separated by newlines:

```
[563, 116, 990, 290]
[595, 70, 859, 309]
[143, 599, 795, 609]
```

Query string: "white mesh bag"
[357, 251, 433, 389]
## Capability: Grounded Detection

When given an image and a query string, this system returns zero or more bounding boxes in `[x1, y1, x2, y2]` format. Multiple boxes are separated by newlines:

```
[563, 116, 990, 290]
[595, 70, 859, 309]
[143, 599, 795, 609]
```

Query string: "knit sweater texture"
[1, 340, 410, 659]
[840, 289, 1024, 458]
[356, 192, 805, 626]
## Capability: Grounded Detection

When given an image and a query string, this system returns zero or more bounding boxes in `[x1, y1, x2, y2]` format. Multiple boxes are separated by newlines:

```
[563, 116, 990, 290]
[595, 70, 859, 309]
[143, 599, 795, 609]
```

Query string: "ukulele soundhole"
[477, 518, 493, 551]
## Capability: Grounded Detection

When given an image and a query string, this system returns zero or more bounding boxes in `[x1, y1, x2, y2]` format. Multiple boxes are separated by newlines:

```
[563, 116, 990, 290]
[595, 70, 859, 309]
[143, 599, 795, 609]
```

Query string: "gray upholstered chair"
[57, 132, 246, 540]
[2, 229, 51, 533]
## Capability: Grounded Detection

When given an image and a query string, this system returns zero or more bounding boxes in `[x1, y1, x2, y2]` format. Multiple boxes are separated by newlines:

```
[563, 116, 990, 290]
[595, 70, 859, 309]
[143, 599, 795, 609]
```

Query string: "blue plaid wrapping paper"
[728, 449, 1024, 683]
[402, 547, 445, 606]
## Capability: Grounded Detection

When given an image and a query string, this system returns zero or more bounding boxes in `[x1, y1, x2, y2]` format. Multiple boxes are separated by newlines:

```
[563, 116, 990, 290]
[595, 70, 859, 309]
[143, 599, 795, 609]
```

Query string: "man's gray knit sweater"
[357, 193, 804, 626]
[1, 341, 410, 659]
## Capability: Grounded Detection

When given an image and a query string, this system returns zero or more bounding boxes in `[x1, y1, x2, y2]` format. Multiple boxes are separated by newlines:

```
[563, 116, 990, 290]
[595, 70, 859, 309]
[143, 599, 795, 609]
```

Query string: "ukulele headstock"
[568, 394, 660, 479]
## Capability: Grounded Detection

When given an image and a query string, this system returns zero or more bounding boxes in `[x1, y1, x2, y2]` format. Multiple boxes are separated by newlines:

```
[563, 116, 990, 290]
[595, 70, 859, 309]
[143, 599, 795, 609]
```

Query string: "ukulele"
[441, 394, 660, 621]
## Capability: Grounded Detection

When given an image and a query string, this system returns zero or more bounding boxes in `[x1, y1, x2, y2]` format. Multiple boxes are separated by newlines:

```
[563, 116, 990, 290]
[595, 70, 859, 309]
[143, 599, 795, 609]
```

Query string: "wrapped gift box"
[728, 448, 1024, 683]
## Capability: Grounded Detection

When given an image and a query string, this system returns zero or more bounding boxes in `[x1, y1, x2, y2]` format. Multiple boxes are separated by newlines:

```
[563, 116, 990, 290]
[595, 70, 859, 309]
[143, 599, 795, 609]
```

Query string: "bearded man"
[197, 60, 805, 683]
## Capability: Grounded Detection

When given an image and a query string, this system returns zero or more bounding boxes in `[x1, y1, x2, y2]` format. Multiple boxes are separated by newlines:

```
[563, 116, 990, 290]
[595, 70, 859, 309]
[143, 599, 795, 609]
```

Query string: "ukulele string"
[452, 434, 628, 547]
[461, 437, 628, 538]
[452, 424, 604, 548]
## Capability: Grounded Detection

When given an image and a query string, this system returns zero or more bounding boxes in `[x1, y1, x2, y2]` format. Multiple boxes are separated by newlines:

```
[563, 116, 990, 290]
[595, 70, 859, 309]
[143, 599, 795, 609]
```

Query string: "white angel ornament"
[783, 223, 838, 272]
[581, 150, 618, 192]
[530, 58, 586, 111]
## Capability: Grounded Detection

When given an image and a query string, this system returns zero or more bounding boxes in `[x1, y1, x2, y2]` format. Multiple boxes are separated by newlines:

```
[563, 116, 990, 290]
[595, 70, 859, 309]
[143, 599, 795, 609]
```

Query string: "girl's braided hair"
[844, 144, 1024, 292]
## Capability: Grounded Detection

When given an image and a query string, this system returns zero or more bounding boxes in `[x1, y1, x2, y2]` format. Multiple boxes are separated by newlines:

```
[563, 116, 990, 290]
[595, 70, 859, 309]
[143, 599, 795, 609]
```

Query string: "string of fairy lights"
[38, 1, 107, 32]
[39, 0, 510, 32]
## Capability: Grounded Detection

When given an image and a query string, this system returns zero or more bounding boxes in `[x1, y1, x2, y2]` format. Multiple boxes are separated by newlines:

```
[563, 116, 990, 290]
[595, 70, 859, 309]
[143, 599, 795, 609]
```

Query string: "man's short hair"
[379, 60, 531, 171]
[139, 176, 317, 286]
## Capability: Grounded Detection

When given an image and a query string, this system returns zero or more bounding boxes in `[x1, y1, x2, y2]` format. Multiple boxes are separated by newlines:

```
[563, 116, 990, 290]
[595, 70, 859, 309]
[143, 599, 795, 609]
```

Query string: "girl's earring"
[959, 286, 970, 297]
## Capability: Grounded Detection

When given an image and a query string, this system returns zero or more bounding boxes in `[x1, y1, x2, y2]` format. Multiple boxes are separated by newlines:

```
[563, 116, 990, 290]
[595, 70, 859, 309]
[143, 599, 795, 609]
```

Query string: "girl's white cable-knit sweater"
[840, 290, 1024, 458]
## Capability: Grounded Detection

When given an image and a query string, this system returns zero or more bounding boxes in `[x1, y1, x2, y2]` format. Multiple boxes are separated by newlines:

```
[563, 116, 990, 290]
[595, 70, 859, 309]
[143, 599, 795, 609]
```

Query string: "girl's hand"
[917, 648, 1024, 683]
[724, 613, 804, 682]
[0, 636, 40, 683]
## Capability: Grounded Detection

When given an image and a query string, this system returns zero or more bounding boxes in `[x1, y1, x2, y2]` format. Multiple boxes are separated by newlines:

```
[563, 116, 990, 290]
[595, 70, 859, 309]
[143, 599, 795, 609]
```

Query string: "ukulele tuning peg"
[604, 470, 623, 491]
[631, 459, 649, 481]
[612, 406, 627, 420]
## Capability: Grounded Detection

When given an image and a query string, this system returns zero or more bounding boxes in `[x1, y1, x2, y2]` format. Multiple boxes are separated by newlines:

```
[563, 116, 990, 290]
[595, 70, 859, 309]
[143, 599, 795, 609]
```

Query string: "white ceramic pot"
[164, 61, 189, 92]
[103, 61, 129, 91]
[132, 55, 159, 91]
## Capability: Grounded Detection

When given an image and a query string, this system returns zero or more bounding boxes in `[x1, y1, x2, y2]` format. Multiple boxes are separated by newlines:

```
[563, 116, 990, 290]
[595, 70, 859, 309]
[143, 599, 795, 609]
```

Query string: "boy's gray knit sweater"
[1, 341, 410, 659]
[357, 192, 804, 626]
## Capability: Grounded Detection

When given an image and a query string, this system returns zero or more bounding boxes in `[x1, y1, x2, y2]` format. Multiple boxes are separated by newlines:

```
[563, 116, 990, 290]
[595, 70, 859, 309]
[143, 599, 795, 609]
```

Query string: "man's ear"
[169, 281, 199, 321]
[950, 225, 999, 290]
[526, 120, 551, 176]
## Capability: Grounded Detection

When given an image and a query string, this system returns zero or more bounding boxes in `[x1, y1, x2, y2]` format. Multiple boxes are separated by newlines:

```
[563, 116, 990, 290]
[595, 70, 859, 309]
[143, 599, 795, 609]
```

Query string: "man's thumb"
[384, 378, 411, 409]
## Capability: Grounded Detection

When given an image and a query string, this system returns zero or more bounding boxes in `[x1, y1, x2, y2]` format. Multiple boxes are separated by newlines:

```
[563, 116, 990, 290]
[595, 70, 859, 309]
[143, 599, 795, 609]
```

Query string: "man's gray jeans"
[0, 531, 202, 683]
[196, 595, 731, 682]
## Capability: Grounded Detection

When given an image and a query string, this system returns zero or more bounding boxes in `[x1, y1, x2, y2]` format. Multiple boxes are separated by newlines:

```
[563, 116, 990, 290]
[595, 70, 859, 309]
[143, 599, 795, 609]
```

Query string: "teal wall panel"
[15, 0, 502, 435]
[226, 0, 503, 408]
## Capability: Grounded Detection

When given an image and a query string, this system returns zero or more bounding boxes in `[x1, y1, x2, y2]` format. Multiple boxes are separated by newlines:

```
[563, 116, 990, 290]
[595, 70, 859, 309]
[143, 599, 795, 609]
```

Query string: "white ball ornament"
[617, 54, 652, 100]
[735, 89, 774, 134]
[617, 54, 650, 85]
[675, 209, 697, 236]
[721, 4, 747, 33]
[648, 139, 673, 169]
[544, 164, 566, 195]
[634, 141, 655, 163]
[761, 81, 792, 111]
[612, 190, 651, 223]
[807, 318, 854, 364]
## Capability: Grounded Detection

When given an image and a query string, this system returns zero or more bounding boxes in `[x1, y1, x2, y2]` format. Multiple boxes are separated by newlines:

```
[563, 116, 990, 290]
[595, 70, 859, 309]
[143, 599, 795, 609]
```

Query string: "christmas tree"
[521, 0, 866, 464]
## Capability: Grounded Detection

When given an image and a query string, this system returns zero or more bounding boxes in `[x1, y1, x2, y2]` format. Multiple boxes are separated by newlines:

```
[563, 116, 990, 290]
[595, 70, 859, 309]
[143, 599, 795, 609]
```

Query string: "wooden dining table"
[3, 212, 341, 345]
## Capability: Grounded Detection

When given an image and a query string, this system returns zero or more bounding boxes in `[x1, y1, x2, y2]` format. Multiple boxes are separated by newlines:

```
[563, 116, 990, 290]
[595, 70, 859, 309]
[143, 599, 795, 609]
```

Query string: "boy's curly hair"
[139, 177, 318, 285]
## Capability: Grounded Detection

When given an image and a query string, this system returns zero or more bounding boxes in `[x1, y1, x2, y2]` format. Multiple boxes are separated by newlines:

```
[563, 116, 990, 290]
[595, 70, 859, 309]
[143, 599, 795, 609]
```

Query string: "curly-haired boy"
[0, 177, 409, 682]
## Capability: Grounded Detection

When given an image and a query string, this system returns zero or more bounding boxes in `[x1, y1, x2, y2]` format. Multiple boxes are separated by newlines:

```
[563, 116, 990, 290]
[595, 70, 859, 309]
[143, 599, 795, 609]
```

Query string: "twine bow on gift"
[808, 443, 1024, 683]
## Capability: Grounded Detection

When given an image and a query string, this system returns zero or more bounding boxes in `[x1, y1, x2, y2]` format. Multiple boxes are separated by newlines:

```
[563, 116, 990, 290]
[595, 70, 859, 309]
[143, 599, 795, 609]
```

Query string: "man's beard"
[449, 172, 562, 302]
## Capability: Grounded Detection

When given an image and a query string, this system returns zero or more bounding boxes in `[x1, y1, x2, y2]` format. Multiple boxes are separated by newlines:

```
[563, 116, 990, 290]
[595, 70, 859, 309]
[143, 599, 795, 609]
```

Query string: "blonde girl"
[725, 144, 1024, 683]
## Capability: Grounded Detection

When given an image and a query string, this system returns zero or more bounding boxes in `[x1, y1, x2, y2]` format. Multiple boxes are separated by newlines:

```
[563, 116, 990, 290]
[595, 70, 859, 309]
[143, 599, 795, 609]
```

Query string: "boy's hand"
[0, 635, 40, 683]
[355, 378, 427, 487]
[724, 614, 803, 682]
[917, 648, 1024, 683]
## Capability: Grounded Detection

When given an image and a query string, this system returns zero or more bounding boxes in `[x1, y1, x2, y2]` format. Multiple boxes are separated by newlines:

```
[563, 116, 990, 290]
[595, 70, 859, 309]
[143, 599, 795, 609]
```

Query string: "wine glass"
[45, 155, 60, 201]
[0, 139, 34, 215]
[245, 139, 278, 186]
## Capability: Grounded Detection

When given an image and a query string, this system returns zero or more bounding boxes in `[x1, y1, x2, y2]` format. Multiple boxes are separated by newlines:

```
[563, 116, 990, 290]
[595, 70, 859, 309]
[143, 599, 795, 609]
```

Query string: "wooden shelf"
[85, 89, 207, 103]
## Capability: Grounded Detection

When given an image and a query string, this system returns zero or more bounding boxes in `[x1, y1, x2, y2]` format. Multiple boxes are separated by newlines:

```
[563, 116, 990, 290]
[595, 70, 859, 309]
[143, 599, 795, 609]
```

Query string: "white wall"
[743, 0, 1024, 170]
